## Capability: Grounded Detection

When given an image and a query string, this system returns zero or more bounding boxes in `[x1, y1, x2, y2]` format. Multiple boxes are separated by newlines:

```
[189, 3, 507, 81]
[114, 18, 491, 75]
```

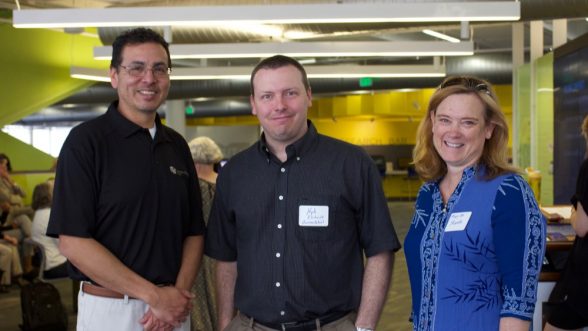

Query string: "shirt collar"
[106, 100, 171, 143]
[258, 120, 318, 161]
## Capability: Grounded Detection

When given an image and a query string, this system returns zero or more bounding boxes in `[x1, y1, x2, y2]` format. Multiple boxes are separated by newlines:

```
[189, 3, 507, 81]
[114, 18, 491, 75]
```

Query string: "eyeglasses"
[438, 76, 493, 97]
[119, 64, 171, 78]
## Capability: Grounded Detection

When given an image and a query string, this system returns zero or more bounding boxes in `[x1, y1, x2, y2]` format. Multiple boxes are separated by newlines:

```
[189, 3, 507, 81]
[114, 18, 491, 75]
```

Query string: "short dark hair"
[0, 153, 11, 172]
[250, 55, 310, 96]
[110, 27, 171, 70]
[32, 181, 52, 210]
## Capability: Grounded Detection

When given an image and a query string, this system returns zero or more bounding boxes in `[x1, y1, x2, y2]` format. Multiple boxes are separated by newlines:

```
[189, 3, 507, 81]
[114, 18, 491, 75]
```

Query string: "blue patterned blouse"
[404, 166, 546, 331]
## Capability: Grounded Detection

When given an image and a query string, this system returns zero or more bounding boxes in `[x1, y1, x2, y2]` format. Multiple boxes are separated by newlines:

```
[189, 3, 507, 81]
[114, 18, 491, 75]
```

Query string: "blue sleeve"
[491, 174, 546, 320]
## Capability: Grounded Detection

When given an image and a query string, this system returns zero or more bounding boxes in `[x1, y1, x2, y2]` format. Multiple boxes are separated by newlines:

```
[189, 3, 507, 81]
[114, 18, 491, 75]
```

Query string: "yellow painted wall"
[313, 118, 420, 145]
[382, 175, 422, 200]
[309, 86, 513, 147]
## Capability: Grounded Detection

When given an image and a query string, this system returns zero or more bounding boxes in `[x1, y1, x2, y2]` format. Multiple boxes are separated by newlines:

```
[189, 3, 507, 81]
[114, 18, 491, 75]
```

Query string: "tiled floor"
[0, 201, 415, 331]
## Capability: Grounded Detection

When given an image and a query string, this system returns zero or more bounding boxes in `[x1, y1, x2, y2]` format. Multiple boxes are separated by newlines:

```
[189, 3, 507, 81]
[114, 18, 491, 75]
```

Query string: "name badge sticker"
[299, 205, 329, 227]
[445, 211, 472, 232]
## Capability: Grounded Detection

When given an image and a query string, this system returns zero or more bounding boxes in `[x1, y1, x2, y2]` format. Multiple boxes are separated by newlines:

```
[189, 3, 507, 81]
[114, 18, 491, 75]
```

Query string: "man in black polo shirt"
[205, 55, 401, 331]
[47, 28, 204, 331]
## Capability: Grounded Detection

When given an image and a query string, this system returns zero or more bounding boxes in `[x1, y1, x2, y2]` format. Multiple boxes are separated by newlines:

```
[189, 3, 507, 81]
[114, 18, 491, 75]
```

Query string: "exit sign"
[359, 77, 373, 87]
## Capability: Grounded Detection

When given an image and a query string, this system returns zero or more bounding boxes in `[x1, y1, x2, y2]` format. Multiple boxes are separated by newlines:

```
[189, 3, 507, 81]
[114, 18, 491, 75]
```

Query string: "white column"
[552, 19, 567, 49]
[512, 22, 524, 167]
[530, 20, 544, 169]
[165, 99, 186, 138]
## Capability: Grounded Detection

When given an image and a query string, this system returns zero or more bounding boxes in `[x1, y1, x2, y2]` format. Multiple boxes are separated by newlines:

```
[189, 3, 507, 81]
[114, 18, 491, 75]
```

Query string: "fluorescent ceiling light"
[14, 2, 520, 28]
[422, 29, 461, 43]
[94, 41, 474, 60]
[70, 64, 445, 82]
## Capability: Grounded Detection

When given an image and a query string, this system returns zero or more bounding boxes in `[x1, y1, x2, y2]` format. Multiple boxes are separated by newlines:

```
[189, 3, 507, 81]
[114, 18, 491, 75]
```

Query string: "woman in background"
[0, 153, 34, 275]
[31, 179, 68, 279]
[544, 115, 588, 331]
[188, 136, 224, 331]
[0, 154, 33, 239]
[404, 76, 546, 331]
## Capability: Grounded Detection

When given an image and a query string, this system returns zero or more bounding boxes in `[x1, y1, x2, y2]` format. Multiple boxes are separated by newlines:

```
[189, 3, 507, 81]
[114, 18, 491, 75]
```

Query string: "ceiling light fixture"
[93, 41, 474, 60]
[70, 64, 446, 82]
[422, 29, 461, 43]
[14, 2, 520, 28]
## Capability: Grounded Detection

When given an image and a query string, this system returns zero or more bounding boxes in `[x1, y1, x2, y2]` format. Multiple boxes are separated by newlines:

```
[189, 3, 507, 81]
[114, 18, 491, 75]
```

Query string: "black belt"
[255, 311, 349, 331]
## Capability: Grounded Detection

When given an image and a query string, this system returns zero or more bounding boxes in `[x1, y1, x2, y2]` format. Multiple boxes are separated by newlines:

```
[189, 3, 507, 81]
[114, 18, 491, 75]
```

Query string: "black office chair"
[24, 238, 55, 282]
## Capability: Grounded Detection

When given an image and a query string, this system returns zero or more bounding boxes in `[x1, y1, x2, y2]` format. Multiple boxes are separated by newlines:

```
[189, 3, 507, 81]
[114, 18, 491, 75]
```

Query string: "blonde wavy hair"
[412, 76, 518, 181]
[189, 136, 224, 165]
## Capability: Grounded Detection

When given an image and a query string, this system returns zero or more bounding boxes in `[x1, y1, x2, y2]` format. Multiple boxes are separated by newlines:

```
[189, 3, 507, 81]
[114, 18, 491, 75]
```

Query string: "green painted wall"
[0, 24, 105, 126]
[535, 53, 554, 205]
[12, 172, 55, 206]
[0, 131, 55, 171]
[0, 131, 56, 205]
[515, 64, 531, 168]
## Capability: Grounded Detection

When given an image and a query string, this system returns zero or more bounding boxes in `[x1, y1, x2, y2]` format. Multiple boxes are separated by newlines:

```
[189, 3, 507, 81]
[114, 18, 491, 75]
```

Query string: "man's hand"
[144, 286, 193, 327]
[140, 309, 175, 331]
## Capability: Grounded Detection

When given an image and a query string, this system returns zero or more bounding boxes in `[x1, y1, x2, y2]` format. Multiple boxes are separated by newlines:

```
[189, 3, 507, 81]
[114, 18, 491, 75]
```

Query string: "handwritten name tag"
[299, 205, 329, 227]
[445, 211, 472, 232]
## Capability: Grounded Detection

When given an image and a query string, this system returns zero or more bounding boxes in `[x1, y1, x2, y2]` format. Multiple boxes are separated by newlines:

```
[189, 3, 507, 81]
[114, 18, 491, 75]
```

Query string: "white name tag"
[299, 205, 329, 227]
[445, 211, 472, 232]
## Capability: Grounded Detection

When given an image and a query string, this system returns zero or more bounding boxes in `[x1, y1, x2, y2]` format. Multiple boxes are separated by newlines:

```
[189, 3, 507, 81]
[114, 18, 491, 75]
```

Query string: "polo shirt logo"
[169, 166, 189, 177]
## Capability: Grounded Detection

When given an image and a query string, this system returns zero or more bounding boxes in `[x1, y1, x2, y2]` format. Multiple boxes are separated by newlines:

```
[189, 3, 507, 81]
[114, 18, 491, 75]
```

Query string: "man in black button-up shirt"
[205, 55, 401, 331]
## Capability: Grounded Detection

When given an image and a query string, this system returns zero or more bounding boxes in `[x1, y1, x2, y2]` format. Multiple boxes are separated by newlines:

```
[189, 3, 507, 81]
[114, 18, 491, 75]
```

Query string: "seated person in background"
[0, 153, 34, 273]
[31, 180, 67, 279]
[0, 153, 34, 226]
[0, 233, 24, 292]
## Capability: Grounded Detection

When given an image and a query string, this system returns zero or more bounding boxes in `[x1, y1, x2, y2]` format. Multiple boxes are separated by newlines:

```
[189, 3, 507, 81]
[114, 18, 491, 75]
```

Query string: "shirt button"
[280, 311, 285, 316]
[296, 157, 301, 161]
[276, 252, 281, 258]
[275, 282, 280, 287]
[280, 167, 285, 173]
[278, 195, 284, 200]
[277, 224, 282, 229]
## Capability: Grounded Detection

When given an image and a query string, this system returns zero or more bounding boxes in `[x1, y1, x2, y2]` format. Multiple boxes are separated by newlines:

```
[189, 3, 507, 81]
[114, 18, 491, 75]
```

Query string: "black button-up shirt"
[48, 101, 204, 284]
[205, 121, 400, 324]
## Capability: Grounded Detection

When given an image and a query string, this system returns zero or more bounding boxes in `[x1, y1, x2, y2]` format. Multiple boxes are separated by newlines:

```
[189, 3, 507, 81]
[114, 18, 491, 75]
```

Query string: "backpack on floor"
[20, 281, 68, 331]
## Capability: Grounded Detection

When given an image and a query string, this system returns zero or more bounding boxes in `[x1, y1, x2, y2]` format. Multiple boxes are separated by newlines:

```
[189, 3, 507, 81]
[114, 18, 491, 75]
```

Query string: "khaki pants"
[224, 312, 356, 331]
[0, 241, 22, 285]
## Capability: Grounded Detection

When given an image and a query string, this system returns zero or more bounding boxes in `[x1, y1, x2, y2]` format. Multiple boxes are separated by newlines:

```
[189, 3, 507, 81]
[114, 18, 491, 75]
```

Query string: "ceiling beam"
[14, 2, 520, 28]
[70, 64, 446, 82]
[94, 41, 474, 60]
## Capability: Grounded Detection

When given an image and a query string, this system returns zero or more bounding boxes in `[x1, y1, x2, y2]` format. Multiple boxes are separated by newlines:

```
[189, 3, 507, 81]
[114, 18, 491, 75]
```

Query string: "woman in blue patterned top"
[404, 76, 546, 331]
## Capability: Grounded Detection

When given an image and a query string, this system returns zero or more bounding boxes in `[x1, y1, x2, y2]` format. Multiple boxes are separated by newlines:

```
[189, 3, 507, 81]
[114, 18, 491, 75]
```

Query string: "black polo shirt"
[47, 101, 204, 284]
[205, 121, 400, 324]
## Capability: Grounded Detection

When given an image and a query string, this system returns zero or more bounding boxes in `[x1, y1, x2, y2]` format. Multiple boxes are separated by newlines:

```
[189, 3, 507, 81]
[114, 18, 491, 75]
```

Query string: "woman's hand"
[2, 234, 18, 246]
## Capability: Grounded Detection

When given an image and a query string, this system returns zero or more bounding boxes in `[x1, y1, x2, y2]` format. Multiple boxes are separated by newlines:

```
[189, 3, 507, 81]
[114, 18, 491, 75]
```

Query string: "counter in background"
[382, 171, 422, 201]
